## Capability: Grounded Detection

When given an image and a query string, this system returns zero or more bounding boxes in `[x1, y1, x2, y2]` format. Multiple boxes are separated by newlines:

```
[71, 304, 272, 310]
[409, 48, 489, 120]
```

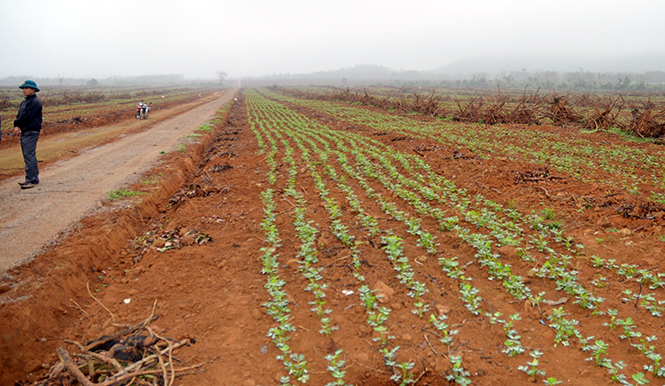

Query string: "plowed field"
[2, 88, 665, 386]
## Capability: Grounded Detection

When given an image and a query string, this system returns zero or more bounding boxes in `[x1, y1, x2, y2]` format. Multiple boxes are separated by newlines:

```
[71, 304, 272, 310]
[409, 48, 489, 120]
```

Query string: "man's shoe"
[20, 182, 38, 190]
[18, 181, 29, 186]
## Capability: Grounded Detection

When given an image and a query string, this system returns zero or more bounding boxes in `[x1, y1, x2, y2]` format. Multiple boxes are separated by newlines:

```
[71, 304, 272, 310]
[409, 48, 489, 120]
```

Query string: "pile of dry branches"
[38, 302, 204, 386]
[544, 95, 579, 125]
[629, 102, 665, 138]
[0, 92, 12, 109]
[280, 87, 665, 139]
[583, 95, 624, 130]
[129, 226, 212, 263]
[452, 93, 510, 124]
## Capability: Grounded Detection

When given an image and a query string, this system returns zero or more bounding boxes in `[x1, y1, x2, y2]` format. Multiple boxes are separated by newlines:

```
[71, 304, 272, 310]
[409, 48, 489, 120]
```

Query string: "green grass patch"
[183, 133, 203, 140]
[541, 208, 556, 220]
[107, 189, 144, 201]
[140, 173, 162, 185]
[196, 124, 214, 132]
[606, 127, 652, 143]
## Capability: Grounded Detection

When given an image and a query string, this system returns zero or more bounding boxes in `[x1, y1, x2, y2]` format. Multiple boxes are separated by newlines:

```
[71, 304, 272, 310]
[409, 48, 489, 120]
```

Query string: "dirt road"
[0, 90, 237, 273]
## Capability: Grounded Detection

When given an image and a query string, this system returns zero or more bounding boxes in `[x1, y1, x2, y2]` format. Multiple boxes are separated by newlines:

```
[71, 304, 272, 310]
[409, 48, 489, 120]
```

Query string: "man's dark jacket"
[13, 94, 42, 133]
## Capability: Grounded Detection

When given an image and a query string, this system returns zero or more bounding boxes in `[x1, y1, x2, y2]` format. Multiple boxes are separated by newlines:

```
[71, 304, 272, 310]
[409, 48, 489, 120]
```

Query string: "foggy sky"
[1, 0, 664, 79]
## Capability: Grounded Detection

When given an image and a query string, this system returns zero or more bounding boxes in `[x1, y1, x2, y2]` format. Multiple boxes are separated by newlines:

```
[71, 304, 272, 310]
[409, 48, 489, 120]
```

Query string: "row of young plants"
[247, 89, 664, 384]
[248, 94, 322, 384]
[258, 187, 310, 384]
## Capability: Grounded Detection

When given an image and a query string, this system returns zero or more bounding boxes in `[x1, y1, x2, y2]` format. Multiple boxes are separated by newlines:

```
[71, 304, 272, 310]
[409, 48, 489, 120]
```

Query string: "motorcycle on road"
[135, 104, 150, 120]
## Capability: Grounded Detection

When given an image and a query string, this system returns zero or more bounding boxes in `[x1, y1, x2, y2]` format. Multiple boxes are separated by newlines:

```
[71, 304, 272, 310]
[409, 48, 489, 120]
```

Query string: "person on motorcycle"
[136, 100, 148, 119]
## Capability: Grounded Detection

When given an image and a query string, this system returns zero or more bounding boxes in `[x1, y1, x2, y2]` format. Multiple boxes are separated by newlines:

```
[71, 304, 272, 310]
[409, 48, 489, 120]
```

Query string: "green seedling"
[429, 314, 457, 345]
[391, 361, 416, 385]
[616, 317, 642, 340]
[518, 350, 546, 378]
[445, 355, 471, 386]
[584, 340, 610, 367]
[606, 360, 627, 383]
[603, 309, 619, 329]
[411, 301, 430, 318]
[548, 307, 581, 346]
[632, 372, 649, 385]
[325, 349, 350, 386]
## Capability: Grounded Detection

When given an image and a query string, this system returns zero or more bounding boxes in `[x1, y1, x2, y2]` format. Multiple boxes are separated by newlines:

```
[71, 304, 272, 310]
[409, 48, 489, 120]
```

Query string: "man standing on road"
[13, 80, 43, 190]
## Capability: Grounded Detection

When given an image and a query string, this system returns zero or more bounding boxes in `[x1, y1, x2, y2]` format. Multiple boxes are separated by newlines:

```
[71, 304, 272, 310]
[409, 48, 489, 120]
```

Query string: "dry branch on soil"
[168, 183, 223, 208]
[512, 167, 556, 184]
[36, 305, 202, 386]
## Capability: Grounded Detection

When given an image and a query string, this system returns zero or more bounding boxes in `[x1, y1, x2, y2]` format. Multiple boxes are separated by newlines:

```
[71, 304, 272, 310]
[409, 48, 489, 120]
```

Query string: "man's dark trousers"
[20, 131, 40, 183]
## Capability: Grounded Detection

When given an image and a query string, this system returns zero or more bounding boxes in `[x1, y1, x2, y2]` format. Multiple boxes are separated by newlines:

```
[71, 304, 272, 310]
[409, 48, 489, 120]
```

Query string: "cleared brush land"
[0, 86, 217, 141]
[3, 87, 665, 386]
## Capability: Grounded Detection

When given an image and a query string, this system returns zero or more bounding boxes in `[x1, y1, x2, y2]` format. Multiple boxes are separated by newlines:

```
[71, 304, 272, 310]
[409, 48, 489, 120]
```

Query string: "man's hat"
[19, 80, 40, 92]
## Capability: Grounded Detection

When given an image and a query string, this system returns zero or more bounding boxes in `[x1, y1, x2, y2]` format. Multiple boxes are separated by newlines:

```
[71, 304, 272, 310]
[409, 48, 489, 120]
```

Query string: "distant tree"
[57, 73, 65, 85]
[86, 78, 98, 86]
[215, 70, 227, 85]
[616, 76, 631, 90]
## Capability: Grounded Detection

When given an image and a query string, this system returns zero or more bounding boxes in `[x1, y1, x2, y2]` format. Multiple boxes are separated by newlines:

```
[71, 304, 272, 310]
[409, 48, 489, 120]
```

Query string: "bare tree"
[57, 73, 65, 86]
[215, 70, 227, 85]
